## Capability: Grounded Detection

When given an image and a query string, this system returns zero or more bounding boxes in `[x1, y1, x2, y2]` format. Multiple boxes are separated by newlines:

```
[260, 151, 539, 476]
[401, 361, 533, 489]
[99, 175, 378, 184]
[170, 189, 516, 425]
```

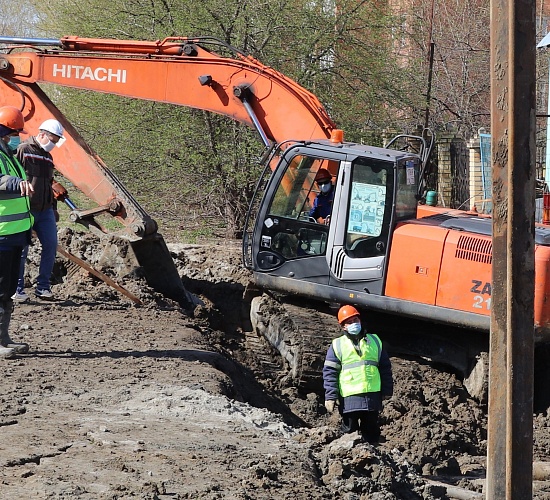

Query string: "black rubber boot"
[0, 301, 29, 354]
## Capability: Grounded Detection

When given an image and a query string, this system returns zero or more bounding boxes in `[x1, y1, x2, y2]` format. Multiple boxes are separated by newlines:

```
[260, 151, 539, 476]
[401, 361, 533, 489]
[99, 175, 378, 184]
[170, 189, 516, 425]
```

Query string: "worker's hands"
[324, 215, 331, 225]
[324, 400, 336, 413]
[19, 180, 34, 196]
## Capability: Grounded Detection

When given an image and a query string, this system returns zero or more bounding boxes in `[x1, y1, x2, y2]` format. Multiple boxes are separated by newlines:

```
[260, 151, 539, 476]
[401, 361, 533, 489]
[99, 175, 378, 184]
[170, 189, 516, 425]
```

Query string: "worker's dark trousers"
[341, 410, 380, 443]
[0, 246, 24, 302]
[0, 301, 13, 344]
[0, 247, 21, 343]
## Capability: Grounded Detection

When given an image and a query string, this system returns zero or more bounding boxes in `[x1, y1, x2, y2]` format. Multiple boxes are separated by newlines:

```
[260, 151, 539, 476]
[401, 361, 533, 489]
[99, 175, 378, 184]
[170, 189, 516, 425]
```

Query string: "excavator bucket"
[96, 233, 196, 310]
[130, 235, 196, 309]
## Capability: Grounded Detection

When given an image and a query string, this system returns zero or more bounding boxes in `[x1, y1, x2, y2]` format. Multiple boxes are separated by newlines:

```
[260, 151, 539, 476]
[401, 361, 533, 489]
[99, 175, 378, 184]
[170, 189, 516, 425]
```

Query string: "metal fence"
[449, 140, 470, 209]
[460, 132, 545, 221]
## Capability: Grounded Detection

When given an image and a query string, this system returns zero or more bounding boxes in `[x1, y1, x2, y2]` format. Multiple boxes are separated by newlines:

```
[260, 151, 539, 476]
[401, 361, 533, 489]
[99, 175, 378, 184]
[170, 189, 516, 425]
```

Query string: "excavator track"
[249, 293, 490, 401]
[243, 330, 284, 381]
[249, 293, 341, 391]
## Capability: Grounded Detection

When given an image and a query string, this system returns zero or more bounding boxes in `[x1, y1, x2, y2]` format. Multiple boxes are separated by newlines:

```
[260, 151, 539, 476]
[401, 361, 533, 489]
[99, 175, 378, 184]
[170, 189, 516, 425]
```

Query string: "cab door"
[252, 146, 346, 284]
[327, 157, 395, 295]
[327, 155, 420, 295]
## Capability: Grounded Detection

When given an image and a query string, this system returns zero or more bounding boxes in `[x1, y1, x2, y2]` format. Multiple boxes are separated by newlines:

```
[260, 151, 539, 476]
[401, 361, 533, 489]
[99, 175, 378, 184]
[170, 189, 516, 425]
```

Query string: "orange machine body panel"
[416, 204, 490, 220]
[535, 245, 550, 332]
[437, 230, 550, 335]
[435, 230, 492, 315]
[384, 221, 447, 305]
[386, 217, 550, 338]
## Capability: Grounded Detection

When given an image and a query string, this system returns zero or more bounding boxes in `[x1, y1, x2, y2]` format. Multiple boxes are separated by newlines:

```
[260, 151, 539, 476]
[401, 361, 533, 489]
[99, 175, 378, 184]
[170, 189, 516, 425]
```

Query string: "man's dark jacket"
[17, 137, 55, 212]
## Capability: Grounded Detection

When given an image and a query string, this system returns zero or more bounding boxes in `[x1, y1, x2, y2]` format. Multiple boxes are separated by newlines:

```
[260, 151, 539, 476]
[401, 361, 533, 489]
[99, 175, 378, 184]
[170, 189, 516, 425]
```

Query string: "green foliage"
[24, 0, 422, 240]
[0, 3, 37, 37]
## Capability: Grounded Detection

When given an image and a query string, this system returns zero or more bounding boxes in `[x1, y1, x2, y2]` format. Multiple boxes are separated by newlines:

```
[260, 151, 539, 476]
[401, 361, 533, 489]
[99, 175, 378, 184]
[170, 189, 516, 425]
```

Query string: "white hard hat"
[39, 119, 64, 138]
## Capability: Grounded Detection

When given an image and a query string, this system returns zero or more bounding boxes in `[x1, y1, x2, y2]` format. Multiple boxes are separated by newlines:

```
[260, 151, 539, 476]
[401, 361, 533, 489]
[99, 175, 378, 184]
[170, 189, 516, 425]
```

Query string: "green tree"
[0, 0, 40, 37]
[25, 0, 416, 239]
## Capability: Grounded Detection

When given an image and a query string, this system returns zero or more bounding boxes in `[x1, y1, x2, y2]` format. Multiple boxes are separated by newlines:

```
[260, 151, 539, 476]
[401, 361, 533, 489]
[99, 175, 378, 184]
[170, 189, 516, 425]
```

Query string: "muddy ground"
[2, 228, 550, 499]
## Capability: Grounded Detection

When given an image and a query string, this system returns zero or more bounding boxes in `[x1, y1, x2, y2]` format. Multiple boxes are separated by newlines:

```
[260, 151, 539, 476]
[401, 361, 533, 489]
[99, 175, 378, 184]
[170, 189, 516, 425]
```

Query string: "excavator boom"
[0, 36, 335, 144]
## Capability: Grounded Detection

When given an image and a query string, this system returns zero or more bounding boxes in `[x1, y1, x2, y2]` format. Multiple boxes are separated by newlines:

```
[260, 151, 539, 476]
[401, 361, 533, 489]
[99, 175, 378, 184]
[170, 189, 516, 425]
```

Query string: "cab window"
[395, 159, 419, 220]
[265, 154, 338, 259]
[345, 158, 393, 257]
[269, 155, 326, 220]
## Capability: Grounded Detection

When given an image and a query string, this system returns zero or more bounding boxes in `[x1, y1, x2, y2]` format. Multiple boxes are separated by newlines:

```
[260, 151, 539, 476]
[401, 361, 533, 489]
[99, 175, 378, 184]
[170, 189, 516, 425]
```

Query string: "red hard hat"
[315, 168, 332, 182]
[338, 305, 360, 324]
[0, 106, 26, 133]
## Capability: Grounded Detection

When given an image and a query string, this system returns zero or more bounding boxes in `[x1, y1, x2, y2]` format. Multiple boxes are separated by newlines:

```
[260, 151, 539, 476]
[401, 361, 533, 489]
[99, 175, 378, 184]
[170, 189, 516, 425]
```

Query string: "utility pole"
[423, 0, 436, 132]
[487, 0, 536, 498]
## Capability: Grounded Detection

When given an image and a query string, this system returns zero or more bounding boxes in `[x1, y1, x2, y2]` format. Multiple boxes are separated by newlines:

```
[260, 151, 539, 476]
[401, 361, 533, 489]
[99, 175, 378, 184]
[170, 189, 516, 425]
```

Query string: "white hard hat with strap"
[39, 119, 64, 138]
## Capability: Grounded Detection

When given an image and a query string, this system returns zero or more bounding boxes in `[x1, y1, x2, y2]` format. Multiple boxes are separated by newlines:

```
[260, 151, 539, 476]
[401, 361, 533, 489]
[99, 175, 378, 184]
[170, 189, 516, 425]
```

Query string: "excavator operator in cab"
[309, 168, 334, 225]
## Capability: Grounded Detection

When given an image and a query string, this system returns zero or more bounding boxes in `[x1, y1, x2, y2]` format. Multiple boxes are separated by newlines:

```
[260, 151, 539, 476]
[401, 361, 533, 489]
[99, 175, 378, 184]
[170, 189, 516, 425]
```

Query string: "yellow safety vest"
[332, 334, 382, 397]
[0, 150, 32, 236]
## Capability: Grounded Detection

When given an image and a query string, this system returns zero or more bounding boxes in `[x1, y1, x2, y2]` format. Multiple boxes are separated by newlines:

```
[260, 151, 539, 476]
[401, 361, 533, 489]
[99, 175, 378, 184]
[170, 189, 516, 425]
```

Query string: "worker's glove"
[325, 400, 336, 413]
[51, 180, 68, 200]
[324, 215, 331, 225]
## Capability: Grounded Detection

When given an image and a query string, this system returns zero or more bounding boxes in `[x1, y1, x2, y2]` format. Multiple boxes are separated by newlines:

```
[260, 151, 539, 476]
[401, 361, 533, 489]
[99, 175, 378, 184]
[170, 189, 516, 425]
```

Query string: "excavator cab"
[246, 139, 422, 303]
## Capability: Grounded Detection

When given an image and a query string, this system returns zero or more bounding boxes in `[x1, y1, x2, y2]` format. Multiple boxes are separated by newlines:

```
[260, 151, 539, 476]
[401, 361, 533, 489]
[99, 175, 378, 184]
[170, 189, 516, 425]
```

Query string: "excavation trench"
[10, 232, 550, 498]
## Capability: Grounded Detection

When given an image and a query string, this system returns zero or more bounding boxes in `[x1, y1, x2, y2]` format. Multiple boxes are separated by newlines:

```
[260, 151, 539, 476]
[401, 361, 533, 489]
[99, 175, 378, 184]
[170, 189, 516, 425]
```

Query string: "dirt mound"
[4, 229, 550, 498]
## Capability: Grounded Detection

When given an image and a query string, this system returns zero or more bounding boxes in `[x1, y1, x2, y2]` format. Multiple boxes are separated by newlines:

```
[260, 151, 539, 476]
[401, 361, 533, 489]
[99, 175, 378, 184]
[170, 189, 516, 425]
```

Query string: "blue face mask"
[320, 182, 332, 194]
[345, 322, 362, 336]
[7, 135, 20, 152]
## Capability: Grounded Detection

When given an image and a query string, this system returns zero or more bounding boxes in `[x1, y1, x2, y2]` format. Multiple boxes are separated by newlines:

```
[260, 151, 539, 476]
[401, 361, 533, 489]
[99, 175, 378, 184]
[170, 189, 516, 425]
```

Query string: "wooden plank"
[57, 245, 142, 305]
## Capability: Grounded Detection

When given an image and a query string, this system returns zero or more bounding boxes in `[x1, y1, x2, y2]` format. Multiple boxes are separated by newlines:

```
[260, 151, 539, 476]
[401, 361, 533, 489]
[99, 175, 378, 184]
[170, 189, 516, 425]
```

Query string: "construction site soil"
[2, 228, 550, 499]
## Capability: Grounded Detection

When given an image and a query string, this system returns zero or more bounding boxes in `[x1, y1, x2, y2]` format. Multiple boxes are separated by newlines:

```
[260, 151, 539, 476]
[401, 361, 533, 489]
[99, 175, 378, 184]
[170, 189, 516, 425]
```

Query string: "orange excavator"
[0, 35, 337, 311]
[0, 35, 548, 395]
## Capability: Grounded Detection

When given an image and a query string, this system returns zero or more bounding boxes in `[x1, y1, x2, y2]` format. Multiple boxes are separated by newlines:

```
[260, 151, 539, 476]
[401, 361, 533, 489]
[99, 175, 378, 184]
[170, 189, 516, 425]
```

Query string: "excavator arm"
[0, 35, 336, 306]
[0, 36, 335, 233]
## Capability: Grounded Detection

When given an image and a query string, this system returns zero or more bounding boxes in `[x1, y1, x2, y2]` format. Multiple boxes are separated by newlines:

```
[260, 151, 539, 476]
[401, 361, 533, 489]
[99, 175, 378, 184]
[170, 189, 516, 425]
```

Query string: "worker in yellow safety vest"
[0, 106, 34, 358]
[323, 304, 393, 444]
